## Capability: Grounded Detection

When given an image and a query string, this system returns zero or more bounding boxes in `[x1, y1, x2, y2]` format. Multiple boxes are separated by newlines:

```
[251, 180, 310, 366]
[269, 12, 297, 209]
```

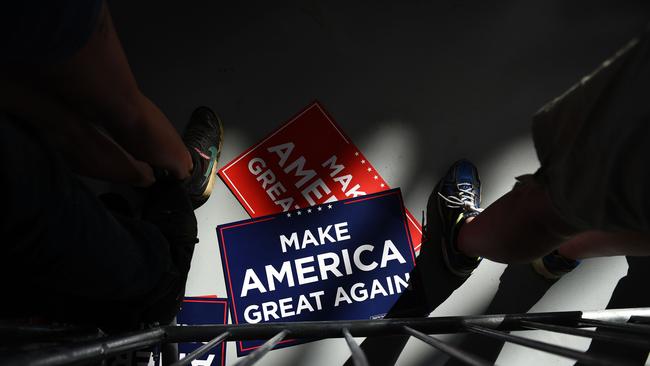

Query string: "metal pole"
[342, 328, 369, 366]
[6, 308, 650, 366]
[579, 318, 650, 336]
[520, 320, 650, 349]
[403, 326, 492, 366]
[233, 330, 289, 366]
[163, 311, 581, 342]
[170, 332, 230, 366]
[0, 328, 166, 366]
[463, 323, 631, 366]
[0, 324, 102, 344]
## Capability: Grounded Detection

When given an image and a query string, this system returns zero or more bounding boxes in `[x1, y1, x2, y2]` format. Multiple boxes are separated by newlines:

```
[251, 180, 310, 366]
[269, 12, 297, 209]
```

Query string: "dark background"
[110, 0, 649, 171]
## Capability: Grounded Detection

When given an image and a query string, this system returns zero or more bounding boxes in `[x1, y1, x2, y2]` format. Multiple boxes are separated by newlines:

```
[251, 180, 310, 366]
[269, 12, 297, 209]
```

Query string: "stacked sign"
[216, 102, 421, 356]
[217, 101, 422, 251]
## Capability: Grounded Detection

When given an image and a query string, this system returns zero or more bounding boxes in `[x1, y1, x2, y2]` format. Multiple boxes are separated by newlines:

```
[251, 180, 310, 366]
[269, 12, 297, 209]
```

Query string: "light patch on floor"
[495, 256, 628, 366]
[396, 260, 507, 366]
[476, 134, 540, 207]
[358, 121, 418, 190]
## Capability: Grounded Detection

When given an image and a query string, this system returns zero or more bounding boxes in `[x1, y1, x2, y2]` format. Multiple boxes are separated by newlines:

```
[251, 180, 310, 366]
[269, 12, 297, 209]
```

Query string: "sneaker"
[532, 250, 581, 280]
[427, 159, 483, 277]
[183, 106, 224, 209]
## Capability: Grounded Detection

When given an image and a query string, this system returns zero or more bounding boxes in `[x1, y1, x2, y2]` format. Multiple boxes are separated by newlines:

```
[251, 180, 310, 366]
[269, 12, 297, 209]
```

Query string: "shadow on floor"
[342, 189, 471, 366]
[345, 245, 650, 366]
[574, 256, 650, 366]
[442, 263, 552, 366]
[442, 256, 650, 366]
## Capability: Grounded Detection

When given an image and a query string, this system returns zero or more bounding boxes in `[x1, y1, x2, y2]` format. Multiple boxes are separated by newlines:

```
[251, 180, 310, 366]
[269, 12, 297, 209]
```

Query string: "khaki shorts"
[529, 29, 650, 232]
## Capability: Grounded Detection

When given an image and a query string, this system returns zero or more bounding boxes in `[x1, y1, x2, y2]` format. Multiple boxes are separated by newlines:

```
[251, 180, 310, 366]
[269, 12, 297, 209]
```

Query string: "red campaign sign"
[218, 101, 423, 251]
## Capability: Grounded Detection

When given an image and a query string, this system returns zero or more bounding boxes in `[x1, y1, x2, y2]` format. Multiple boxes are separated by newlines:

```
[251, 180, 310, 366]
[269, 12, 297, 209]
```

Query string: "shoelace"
[438, 184, 483, 214]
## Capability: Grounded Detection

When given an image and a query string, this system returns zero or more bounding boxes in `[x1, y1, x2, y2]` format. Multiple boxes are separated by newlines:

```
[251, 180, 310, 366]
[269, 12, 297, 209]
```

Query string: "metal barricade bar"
[403, 326, 491, 366]
[233, 330, 289, 366]
[462, 323, 629, 366]
[578, 318, 650, 336]
[519, 320, 650, 349]
[1, 327, 166, 366]
[3, 308, 649, 366]
[170, 331, 230, 366]
[342, 328, 369, 366]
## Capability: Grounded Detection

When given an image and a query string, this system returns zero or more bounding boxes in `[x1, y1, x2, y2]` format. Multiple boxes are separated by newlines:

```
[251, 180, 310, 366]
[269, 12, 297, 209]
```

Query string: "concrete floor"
[110, 1, 650, 364]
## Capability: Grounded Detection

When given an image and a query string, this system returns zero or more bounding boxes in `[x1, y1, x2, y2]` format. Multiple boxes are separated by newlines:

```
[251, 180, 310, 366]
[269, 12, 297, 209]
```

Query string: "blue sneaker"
[427, 159, 483, 277]
[532, 250, 581, 280]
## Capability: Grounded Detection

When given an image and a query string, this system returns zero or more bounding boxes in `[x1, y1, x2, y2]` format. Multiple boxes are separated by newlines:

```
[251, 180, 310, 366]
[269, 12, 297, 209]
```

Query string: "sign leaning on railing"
[217, 189, 416, 356]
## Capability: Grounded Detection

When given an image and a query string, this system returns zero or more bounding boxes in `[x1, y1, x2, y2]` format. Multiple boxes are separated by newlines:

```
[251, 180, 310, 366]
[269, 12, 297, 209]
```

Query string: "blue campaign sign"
[217, 188, 416, 356]
[176, 297, 229, 366]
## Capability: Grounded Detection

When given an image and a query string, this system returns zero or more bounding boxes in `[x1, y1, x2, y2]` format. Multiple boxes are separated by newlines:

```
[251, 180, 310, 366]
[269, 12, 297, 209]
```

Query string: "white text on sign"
[247, 142, 367, 211]
[240, 222, 409, 323]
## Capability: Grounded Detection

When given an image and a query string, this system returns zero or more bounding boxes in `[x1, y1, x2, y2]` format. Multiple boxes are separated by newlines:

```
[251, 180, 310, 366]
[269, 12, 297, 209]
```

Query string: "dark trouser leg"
[0, 118, 196, 330]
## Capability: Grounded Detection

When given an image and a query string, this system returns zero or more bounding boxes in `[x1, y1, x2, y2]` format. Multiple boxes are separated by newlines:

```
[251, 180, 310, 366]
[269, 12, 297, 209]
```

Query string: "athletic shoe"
[183, 106, 224, 209]
[428, 159, 484, 277]
[532, 250, 581, 280]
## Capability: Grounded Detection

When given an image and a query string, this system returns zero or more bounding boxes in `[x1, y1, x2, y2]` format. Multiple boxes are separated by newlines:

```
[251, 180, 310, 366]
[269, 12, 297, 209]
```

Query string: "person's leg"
[447, 31, 650, 270]
[0, 117, 195, 329]
[530, 230, 650, 280]
[455, 178, 650, 264]
[557, 231, 650, 260]
[138, 177, 198, 325]
[0, 0, 192, 181]
[456, 176, 579, 263]
[1, 84, 156, 186]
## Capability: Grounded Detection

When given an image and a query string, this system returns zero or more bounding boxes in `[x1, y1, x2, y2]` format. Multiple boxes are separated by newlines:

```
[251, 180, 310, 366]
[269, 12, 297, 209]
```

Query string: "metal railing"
[2, 308, 649, 366]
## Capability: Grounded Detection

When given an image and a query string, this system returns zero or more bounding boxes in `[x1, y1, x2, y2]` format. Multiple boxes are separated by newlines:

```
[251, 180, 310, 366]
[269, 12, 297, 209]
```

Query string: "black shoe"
[427, 159, 483, 277]
[183, 107, 224, 209]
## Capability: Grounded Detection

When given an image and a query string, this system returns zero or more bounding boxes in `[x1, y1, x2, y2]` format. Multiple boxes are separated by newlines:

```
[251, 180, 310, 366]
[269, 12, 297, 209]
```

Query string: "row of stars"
[286, 204, 333, 217]
[354, 151, 385, 188]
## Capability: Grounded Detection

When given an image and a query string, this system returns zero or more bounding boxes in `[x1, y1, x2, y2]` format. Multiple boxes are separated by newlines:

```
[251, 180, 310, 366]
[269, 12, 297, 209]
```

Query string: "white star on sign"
[287, 213, 291, 217]
[317, 206, 322, 211]
[373, 175, 378, 180]
[307, 209, 312, 213]
[354, 152, 359, 156]
[361, 160, 366, 164]
[380, 183, 385, 187]
[327, 204, 332, 209]
[367, 167, 372, 172]
[297, 211, 302, 215]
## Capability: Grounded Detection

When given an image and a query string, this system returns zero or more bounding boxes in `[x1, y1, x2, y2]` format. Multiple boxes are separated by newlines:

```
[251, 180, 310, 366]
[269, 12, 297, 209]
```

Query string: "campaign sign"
[217, 189, 416, 356]
[218, 101, 423, 251]
[176, 297, 229, 366]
